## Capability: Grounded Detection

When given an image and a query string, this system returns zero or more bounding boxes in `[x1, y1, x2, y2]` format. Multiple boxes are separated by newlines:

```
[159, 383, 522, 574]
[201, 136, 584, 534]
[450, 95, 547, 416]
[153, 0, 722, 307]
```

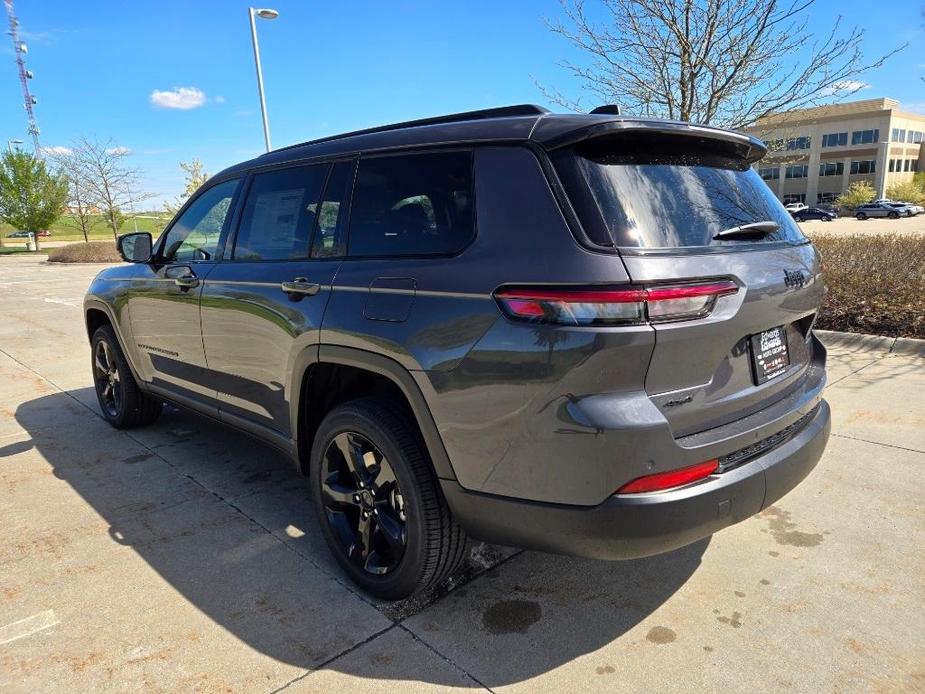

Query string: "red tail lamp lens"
[615, 459, 719, 494]
[495, 281, 737, 326]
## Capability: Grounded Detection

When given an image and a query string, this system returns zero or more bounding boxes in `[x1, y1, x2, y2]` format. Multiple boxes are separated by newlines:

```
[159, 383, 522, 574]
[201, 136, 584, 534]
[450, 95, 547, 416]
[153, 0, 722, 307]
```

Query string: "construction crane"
[4, 0, 41, 156]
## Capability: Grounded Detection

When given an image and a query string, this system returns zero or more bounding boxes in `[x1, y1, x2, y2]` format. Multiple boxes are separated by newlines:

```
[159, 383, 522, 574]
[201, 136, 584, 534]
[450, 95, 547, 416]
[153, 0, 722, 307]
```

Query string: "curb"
[815, 329, 925, 358]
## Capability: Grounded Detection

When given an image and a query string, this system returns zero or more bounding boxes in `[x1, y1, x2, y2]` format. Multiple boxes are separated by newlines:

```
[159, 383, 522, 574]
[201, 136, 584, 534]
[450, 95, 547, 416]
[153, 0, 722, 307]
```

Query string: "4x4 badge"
[783, 269, 806, 289]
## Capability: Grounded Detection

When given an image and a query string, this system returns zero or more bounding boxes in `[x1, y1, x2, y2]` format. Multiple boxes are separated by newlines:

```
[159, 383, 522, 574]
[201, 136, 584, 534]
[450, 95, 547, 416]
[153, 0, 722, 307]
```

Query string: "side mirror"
[117, 232, 152, 263]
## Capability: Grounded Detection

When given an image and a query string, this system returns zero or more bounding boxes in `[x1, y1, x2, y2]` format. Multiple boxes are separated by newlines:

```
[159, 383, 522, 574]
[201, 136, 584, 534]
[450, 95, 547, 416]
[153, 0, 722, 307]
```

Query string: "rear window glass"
[554, 140, 806, 249]
[348, 151, 474, 257]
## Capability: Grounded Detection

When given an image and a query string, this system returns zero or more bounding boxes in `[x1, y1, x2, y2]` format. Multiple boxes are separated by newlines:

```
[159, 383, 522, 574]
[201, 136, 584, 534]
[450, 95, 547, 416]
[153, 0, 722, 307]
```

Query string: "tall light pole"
[248, 7, 278, 152]
[7, 139, 23, 153]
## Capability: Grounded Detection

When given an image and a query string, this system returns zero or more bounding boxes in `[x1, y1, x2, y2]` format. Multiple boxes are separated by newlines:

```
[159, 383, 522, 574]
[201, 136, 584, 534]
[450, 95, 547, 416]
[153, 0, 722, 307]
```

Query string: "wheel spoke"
[373, 506, 405, 555]
[321, 475, 360, 508]
[334, 433, 369, 485]
[101, 382, 112, 402]
[94, 351, 107, 375]
[348, 513, 372, 564]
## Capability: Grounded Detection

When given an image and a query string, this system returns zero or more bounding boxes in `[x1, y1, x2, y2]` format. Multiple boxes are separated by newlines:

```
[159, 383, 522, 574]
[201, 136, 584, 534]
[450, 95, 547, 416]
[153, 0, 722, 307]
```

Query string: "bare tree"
[542, 0, 905, 129]
[71, 137, 153, 240]
[49, 149, 96, 242]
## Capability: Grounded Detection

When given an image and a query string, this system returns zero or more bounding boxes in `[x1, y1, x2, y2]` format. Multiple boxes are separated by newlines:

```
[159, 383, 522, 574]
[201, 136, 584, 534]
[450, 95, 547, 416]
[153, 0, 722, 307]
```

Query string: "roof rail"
[266, 104, 550, 156]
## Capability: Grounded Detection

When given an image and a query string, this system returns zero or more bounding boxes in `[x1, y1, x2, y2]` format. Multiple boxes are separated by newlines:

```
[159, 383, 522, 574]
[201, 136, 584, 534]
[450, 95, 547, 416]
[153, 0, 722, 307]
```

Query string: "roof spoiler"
[539, 119, 768, 163]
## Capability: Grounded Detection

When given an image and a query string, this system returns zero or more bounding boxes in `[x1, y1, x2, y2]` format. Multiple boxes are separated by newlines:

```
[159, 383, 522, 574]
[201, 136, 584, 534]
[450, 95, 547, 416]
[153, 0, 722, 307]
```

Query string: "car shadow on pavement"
[14, 389, 708, 687]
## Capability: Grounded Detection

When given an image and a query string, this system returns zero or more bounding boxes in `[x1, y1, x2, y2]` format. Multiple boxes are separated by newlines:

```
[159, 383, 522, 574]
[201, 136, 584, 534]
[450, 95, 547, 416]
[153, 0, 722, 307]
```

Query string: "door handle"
[281, 277, 321, 297]
[174, 275, 200, 290]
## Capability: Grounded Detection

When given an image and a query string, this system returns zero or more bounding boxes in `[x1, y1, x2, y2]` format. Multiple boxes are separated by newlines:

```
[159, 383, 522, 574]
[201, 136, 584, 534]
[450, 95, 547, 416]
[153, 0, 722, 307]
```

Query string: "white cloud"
[149, 86, 207, 110]
[106, 146, 131, 155]
[820, 80, 871, 96]
[40, 145, 72, 156]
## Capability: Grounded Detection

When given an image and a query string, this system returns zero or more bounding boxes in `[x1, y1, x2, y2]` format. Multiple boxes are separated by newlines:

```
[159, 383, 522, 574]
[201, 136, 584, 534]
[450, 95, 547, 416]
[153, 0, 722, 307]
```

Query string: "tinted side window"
[348, 151, 474, 257]
[161, 179, 238, 262]
[311, 160, 355, 259]
[233, 165, 328, 261]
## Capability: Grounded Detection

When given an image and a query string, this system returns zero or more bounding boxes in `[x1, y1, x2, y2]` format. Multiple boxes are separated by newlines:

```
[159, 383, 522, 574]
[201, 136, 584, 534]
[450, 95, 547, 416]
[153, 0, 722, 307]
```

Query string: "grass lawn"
[0, 246, 44, 255]
[0, 212, 170, 243]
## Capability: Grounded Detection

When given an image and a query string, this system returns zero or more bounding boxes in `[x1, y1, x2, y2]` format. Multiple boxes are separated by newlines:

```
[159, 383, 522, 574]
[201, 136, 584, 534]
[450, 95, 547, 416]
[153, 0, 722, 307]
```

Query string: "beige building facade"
[743, 98, 925, 205]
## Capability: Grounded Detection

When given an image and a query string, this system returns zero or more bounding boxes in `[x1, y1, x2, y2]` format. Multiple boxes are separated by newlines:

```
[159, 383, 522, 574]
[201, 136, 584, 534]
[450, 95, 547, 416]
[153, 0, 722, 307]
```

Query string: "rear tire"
[310, 397, 467, 600]
[91, 325, 162, 429]
[856, 212, 867, 220]
[888, 211, 899, 219]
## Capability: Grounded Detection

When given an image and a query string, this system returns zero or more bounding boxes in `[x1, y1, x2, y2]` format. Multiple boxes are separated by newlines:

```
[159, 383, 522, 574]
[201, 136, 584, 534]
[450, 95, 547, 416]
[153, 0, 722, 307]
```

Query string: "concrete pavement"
[1, 255, 923, 693]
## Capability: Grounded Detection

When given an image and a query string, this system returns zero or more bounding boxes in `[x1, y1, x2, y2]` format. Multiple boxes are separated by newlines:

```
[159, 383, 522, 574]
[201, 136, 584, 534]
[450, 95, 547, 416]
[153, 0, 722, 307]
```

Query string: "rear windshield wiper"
[713, 221, 779, 240]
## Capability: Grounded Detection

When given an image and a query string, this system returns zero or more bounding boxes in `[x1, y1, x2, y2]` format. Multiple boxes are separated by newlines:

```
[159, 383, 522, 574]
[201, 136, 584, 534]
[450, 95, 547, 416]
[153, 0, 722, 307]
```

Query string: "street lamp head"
[254, 8, 279, 19]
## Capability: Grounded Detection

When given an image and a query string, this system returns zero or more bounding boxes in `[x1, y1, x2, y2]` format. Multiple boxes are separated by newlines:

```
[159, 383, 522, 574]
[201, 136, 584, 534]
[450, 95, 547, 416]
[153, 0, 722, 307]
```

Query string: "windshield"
[554, 141, 806, 249]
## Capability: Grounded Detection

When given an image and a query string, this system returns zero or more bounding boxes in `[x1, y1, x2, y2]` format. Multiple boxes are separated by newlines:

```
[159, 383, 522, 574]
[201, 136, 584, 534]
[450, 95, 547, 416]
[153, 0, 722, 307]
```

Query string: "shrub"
[46, 241, 122, 263]
[835, 181, 876, 211]
[813, 234, 925, 338]
[886, 178, 925, 205]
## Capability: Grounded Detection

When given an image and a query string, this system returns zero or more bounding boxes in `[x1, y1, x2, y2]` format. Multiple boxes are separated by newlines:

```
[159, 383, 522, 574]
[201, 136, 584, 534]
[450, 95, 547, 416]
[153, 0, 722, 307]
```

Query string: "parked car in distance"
[887, 201, 922, 216]
[784, 202, 808, 212]
[6, 230, 31, 238]
[855, 203, 903, 220]
[36, 230, 51, 237]
[792, 207, 837, 222]
[84, 105, 831, 599]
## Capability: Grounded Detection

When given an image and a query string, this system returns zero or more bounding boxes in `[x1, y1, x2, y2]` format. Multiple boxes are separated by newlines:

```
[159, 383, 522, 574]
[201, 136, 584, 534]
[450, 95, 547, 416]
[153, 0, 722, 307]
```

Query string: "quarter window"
[347, 151, 474, 257]
[161, 179, 239, 262]
[233, 165, 328, 261]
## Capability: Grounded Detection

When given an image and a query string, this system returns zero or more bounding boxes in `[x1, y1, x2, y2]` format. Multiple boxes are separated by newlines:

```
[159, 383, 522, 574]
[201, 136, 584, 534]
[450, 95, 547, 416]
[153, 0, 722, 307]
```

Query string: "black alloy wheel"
[93, 338, 122, 418]
[320, 431, 407, 575]
[310, 398, 467, 599]
[888, 211, 899, 219]
[856, 212, 867, 220]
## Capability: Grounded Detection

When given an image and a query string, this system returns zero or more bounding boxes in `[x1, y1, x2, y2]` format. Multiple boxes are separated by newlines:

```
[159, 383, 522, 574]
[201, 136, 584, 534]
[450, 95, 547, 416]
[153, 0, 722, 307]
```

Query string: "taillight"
[615, 459, 719, 494]
[494, 280, 737, 326]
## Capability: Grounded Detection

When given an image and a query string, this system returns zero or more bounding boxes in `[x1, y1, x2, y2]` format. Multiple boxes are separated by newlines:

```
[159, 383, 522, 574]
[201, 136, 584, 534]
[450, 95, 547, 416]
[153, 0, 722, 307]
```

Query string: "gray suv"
[84, 105, 831, 599]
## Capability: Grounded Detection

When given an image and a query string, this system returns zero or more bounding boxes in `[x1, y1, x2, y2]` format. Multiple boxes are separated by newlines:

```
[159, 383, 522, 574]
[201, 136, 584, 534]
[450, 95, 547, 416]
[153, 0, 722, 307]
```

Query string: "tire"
[856, 212, 867, 220]
[888, 211, 899, 219]
[822, 215, 832, 222]
[91, 325, 162, 429]
[310, 397, 467, 600]
[795, 215, 805, 222]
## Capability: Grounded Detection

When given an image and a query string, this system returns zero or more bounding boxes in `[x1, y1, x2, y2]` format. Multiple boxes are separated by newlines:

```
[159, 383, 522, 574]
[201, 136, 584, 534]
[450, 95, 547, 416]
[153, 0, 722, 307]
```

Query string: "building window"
[850, 160, 876, 175]
[783, 194, 806, 205]
[785, 164, 809, 179]
[850, 129, 879, 145]
[910, 131, 924, 144]
[889, 158, 898, 172]
[758, 167, 780, 180]
[892, 128, 907, 143]
[904, 159, 912, 172]
[913, 160, 920, 173]
[817, 192, 838, 205]
[785, 136, 811, 151]
[822, 132, 848, 147]
[818, 162, 844, 177]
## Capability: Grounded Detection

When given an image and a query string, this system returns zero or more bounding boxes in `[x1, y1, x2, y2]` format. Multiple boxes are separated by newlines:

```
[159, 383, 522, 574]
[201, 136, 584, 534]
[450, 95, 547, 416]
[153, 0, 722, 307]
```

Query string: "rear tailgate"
[549, 126, 824, 438]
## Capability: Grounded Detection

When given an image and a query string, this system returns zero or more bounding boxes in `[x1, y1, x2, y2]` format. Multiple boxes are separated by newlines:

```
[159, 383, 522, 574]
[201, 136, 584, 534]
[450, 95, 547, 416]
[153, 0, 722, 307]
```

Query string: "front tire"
[888, 211, 899, 219]
[856, 212, 867, 220]
[310, 398, 467, 600]
[91, 325, 162, 429]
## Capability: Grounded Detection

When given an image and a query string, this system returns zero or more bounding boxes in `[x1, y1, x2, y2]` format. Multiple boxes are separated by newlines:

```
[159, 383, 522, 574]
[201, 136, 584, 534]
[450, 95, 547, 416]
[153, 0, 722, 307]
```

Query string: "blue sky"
[2, 0, 923, 207]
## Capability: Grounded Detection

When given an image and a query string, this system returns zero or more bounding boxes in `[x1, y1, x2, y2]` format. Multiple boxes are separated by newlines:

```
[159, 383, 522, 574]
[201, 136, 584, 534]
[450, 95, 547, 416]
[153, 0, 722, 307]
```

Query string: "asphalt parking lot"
[1, 255, 923, 693]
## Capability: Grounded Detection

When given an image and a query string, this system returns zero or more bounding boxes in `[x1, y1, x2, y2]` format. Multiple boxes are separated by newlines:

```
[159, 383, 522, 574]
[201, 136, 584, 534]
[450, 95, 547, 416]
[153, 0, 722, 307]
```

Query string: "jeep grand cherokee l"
[85, 105, 831, 599]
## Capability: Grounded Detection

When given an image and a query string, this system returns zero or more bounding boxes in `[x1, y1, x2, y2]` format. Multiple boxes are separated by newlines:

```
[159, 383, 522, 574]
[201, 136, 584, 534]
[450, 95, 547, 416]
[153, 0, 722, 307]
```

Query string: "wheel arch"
[290, 345, 456, 482]
[84, 300, 145, 386]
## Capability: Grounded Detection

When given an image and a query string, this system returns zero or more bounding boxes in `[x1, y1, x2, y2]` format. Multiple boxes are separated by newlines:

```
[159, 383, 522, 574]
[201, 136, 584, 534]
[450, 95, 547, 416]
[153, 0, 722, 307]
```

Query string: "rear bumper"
[442, 399, 830, 560]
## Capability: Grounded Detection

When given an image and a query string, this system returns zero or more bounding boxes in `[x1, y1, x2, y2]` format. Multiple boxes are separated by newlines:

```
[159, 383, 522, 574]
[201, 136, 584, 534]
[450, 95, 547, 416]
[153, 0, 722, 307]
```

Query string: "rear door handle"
[281, 277, 321, 297]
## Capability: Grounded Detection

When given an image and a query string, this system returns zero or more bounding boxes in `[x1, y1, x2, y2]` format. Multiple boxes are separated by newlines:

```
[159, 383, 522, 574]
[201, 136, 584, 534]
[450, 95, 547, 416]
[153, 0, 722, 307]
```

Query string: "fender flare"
[84, 298, 146, 388]
[290, 345, 457, 481]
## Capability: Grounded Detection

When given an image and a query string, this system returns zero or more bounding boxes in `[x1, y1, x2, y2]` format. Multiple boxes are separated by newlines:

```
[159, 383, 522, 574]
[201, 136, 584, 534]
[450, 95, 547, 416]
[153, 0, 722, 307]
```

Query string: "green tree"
[0, 150, 68, 251]
[164, 158, 209, 217]
[836, 181, 876, 211]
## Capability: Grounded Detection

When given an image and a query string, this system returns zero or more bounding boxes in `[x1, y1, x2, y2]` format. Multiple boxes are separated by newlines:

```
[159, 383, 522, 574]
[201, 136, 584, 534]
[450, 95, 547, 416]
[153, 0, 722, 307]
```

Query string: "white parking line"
[0, 610, 59, 645]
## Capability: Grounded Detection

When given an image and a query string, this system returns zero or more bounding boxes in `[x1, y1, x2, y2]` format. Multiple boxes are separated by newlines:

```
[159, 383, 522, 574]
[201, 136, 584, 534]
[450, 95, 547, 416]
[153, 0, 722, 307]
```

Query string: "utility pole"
[4, 0, 41, 156]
